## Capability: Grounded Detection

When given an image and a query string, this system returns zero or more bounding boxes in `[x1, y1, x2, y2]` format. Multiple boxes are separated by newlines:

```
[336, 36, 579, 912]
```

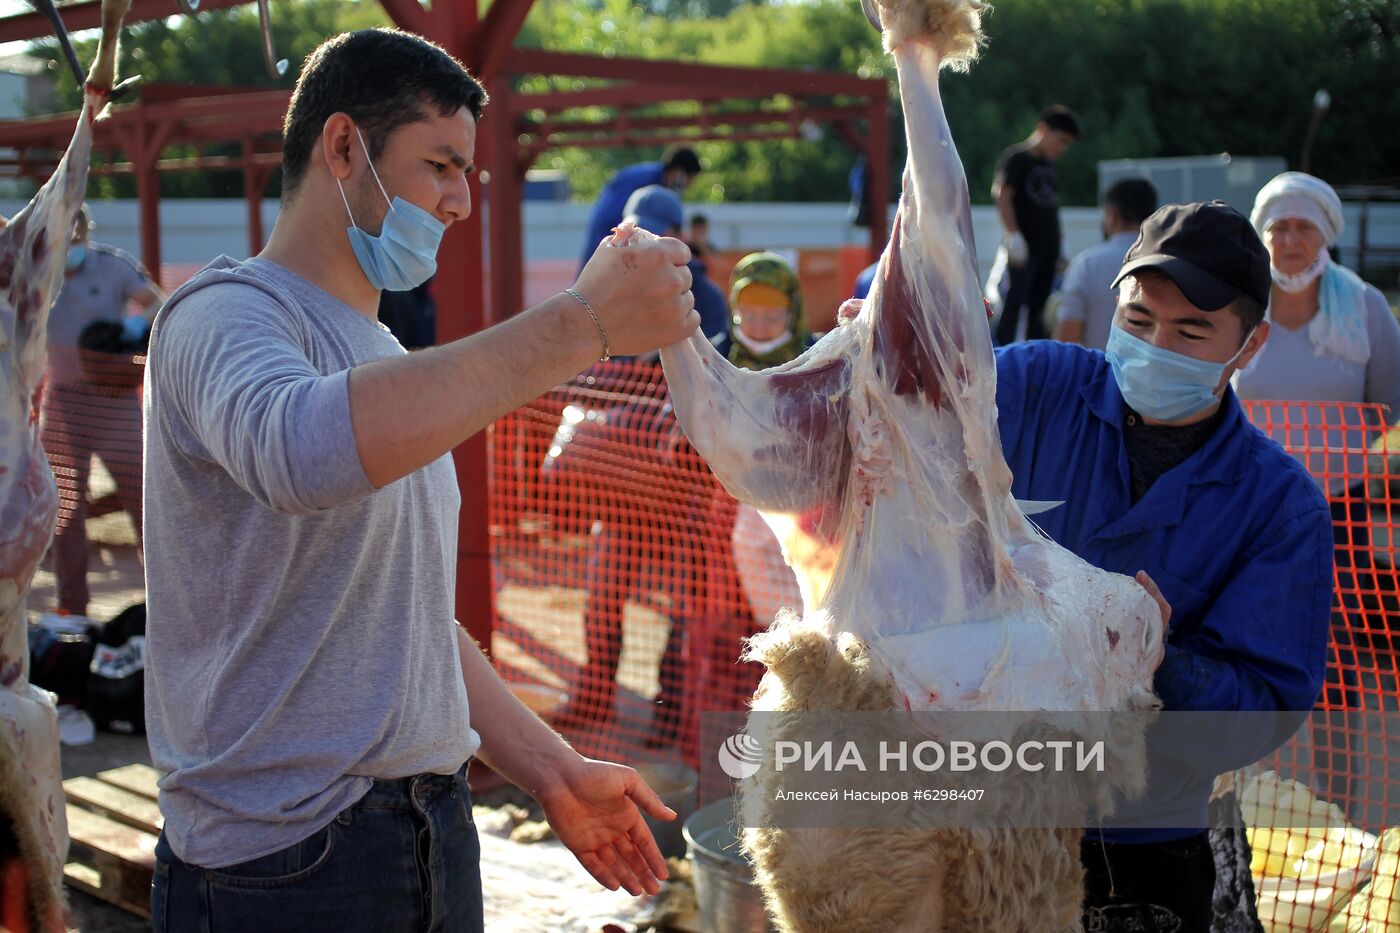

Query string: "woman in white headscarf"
[1235, 172, 1400, 814]
[1236, 172, 1400, 479]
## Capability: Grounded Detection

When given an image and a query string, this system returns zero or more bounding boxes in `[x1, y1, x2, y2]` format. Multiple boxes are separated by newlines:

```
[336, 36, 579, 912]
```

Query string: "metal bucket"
[683, 798, 774, 933]
[632, 761, 698, 859]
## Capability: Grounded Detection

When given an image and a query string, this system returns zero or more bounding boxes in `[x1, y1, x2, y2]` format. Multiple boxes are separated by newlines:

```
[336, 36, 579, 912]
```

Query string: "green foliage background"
[28, 0, 1400, 205]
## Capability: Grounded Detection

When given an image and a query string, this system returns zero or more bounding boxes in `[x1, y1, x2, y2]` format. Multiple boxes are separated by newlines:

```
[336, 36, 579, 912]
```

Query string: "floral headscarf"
[726, 252, 811, 370]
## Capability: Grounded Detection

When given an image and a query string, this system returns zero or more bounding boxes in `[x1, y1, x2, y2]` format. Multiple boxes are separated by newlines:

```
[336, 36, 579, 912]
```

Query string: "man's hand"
[1004, 232, 1029, 268]
[837, 298, 865, 325]
[574, 230, 698, 358]
[537, 755, 676, 896]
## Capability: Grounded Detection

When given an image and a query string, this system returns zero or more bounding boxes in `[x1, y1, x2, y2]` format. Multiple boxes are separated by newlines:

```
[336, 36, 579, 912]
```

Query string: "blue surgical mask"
[338, 127, 445, 292]
[1105, 325, 1254, 423]
[66, 245, 87, 272]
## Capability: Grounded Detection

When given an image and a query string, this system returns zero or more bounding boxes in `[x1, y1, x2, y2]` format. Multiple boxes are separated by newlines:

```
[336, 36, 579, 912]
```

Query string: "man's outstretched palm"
[539, 757, 676, 896]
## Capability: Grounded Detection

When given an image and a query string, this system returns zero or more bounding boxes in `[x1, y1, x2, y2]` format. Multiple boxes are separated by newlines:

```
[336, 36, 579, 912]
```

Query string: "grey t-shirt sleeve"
[120, 255, 152, 302]
[102, 248, 153, 304]
[1363, 285, 1400, 417]
[1055, 254, 1090, 323]
[153, 281, 376, 514]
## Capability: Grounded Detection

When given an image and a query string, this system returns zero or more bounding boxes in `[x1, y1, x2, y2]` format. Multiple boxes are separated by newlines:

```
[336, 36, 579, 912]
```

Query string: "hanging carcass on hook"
[647, 0, 1167, 928]
[0, 0, 132, 927]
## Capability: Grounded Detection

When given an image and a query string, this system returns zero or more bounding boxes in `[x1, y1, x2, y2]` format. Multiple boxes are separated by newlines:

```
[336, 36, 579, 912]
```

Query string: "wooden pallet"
[63, 764, 162, 918]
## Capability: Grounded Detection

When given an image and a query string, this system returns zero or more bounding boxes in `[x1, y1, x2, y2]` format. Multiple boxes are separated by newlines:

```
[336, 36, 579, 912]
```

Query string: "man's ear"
[320, 112, 358, 183]
[1234, 320, 1271, 371]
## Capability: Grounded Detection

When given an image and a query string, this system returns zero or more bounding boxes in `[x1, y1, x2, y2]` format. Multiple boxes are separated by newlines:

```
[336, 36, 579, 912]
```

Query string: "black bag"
[77, 318, 147, 390]
[28, 617, 96, 708]
[86, 603, 146, 734]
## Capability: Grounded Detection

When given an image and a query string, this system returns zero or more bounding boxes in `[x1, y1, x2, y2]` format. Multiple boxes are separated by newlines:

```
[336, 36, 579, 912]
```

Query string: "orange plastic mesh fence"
[488, 359, 768, 771]
[1240, 400, 1400, 931]
[36, 351, 146, 623]
[488, 373, 1400, 928]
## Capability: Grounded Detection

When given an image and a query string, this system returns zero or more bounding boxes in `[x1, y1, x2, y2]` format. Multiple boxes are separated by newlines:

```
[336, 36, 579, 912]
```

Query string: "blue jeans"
[151, 763, 482, 933]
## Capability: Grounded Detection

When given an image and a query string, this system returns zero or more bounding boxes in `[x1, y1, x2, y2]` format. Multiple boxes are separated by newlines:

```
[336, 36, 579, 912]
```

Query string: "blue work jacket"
[579, 161, 664, 271]
[994, 340, 1334, 841]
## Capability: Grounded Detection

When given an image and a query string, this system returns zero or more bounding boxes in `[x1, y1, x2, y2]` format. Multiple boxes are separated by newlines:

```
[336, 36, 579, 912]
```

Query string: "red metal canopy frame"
[0, 0, 891, 648]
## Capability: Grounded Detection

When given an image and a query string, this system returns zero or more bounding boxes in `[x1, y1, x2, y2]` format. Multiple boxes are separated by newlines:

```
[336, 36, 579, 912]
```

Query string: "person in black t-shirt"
[992, 104, 1080, 344]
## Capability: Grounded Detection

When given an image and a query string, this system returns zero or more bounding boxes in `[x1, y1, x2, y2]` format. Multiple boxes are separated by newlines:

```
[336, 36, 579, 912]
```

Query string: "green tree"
[18, 0, 1400, 204]
[28, 0, 387, 198]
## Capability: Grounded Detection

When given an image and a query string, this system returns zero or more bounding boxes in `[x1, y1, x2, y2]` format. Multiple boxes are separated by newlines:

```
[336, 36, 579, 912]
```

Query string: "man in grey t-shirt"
[41, 205, 161, 619]
[145, 30, 695, 931]
[1053, 177, 1157, 350]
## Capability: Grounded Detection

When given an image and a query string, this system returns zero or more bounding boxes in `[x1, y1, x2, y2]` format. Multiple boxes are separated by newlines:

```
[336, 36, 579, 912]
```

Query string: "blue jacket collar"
[1080, 365, 1253, 540]
[1081, 366, 1251, 488]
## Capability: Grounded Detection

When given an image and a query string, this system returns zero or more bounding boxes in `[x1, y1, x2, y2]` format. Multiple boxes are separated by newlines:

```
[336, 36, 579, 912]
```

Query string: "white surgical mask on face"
[1271, 250, 1329, 293]
[337, 127, 446, 292]
[1106, 325, 1256, 422]
[733, 329, 793, 356]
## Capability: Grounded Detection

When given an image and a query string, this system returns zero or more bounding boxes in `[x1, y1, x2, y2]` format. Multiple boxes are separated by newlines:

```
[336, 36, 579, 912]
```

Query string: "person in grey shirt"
[1053, 177, 1157, 350]
[144, 30, 695, 932]
[40, 205, 161, 619]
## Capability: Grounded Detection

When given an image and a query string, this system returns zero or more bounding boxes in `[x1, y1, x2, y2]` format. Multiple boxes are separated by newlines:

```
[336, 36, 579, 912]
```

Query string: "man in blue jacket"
[994, 201, 1333, 930]
[616, 185, 728, 352]
[579, 146, 702, 272]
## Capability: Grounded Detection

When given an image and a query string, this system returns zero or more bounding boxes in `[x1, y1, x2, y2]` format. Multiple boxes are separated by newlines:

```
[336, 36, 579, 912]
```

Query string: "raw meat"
[0, 1, 129, 923]
[653, 0, 1166, 928]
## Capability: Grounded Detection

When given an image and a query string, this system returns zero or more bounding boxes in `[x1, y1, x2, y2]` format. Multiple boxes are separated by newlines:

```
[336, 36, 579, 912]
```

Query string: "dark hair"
[281, 29, 488, 198]
[1103, 178, 1158, 226]
[690, 213, 709, 226]
[1040, 105, 1081, 138]
[1228, 293, 1267, 340]
[662, 144, 702, 177]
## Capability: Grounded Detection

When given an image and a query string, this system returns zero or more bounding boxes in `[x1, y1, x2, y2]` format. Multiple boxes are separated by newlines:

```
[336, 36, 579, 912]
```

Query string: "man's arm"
[996, 182, 1019, 236]
[117, 253, 162, 321]
[134, 283, 163, 319]
[455, 626, 674, 896]
[154, 286, 381, 515]
[994, 155, 1028, 266]
[350, 236, 696, 488]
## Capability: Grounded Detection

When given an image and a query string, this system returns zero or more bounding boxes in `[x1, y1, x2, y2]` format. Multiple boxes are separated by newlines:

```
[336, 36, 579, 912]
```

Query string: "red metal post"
[129, 109, 171, 286]
[428, 0, 497, 651]
[486, 78, 524, 325]
[243, 139, 268, 255]
[137, 161, 160, 284]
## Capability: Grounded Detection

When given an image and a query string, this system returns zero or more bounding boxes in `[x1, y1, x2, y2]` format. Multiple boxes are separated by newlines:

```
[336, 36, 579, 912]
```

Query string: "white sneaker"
[57, 705, 96, 746]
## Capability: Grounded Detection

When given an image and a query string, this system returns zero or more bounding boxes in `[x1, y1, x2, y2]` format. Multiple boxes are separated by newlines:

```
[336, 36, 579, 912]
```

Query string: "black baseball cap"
[1111, 200, 1271, 311]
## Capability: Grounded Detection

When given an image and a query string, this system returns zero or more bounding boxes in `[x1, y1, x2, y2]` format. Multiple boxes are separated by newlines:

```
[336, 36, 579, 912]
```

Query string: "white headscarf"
[1251, 171, 1344, 245]
[1249, 172, 1369, 365]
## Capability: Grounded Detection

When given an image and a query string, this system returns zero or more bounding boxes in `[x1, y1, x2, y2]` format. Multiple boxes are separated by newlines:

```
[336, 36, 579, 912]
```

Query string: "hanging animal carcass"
[653, 0, 1166, 929]
[0, 0, 133, 925]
